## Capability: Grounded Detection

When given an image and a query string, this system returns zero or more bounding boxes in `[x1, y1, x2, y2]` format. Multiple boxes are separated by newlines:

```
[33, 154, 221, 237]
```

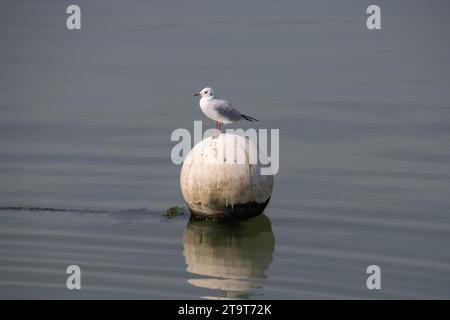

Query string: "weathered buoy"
[180, 133, 273, 220]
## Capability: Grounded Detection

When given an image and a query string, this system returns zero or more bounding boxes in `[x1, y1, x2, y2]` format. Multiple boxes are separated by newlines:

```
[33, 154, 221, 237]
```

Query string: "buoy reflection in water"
[182, 214, 275, 299]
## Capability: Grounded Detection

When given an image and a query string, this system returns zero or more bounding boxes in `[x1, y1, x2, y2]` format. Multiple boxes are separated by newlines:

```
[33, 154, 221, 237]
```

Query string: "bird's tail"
[241, 114, 259, 122]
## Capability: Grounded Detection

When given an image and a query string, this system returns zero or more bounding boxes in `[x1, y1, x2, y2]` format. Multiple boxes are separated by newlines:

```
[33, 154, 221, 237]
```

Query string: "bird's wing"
[212, 99, 242, 122]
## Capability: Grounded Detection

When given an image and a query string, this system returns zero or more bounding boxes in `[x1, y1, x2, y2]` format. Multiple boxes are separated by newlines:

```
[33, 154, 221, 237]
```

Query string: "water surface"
[1, 0, 450, 299]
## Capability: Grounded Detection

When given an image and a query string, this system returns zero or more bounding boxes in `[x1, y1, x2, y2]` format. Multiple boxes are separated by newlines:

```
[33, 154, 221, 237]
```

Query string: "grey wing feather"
[213, 99, 242, 122]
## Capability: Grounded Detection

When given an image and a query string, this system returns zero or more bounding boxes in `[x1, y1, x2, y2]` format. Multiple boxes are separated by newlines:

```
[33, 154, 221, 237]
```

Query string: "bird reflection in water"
[182, 214, 275, 299]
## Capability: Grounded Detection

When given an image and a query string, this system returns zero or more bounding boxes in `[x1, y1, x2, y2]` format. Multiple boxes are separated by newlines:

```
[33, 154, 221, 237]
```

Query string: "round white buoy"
[180, 133, 273, 220]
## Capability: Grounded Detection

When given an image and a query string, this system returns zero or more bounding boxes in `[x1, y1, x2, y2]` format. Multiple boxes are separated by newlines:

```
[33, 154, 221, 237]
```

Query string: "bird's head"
[194, 87, 215, 99]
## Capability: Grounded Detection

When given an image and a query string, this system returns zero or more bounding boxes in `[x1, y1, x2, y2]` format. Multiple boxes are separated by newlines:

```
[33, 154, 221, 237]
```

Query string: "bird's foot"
[213, 129, 221, 139]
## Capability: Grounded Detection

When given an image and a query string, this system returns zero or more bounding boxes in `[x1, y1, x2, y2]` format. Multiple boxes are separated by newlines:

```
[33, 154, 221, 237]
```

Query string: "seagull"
[194, 87, 258, 131]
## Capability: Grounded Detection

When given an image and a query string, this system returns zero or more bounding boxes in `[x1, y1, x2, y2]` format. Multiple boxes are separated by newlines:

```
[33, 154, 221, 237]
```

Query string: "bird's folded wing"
[213, 100, 242, 122]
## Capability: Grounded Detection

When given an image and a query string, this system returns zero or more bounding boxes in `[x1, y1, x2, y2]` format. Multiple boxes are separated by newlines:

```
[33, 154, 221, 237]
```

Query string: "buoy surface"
[180, 133, 273, 220]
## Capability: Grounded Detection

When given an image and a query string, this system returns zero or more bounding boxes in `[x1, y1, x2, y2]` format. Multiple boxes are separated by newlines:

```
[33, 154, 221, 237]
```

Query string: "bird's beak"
[194, 92, 201, 96]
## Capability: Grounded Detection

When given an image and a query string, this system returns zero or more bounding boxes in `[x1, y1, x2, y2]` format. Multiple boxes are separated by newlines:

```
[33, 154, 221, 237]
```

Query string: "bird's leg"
[212, 121, 219, 138]
[213, 122, 222, 138]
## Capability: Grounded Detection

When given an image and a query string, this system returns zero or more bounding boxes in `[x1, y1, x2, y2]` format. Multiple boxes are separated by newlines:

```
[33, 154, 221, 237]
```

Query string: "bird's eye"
[210, 93, 212, 96]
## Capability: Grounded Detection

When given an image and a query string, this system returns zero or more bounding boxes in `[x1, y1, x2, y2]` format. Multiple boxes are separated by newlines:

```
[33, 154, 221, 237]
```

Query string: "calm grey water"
[1, 0, 450, 299]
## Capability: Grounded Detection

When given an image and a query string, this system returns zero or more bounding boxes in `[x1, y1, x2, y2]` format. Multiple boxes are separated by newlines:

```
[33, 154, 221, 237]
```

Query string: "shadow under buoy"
[182, 214, 275, 299]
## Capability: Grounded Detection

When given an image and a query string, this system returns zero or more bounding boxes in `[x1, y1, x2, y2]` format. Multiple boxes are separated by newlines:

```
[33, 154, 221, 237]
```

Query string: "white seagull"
[194, 87, 258, 131]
